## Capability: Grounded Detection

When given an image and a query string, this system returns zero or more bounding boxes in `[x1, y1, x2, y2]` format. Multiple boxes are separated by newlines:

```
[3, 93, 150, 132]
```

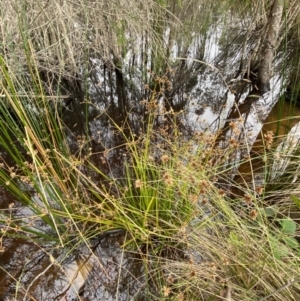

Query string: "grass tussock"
[1, 0, 300, 300]
[0, 57, 300, 300]
[0, 0, 213, 78]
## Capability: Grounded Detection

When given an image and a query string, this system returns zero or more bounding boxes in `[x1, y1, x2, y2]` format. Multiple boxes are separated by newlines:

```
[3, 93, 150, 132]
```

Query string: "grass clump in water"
[0, 64, 300, 300]
[0, 1, 300, 299]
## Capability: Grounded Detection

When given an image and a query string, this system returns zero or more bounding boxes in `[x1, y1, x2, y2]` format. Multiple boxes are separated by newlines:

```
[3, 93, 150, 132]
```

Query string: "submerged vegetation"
[1, 0, 300, 300]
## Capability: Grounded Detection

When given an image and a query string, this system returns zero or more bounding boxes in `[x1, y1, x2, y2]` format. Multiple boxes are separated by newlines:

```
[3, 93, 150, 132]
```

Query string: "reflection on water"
[73, 232, 145, 301]
[0, 230, 145, 300]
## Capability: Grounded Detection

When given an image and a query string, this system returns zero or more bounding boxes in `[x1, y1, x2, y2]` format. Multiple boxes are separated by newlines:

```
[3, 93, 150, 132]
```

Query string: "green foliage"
[291, 194, 300, 209]
[280, 218, 297, 235]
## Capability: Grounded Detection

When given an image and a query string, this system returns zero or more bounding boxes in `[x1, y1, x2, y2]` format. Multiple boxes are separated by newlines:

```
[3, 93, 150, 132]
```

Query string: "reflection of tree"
[231, 97, 300, 197]
[210, 0, 300, 197]
[216, 0, 284, 145]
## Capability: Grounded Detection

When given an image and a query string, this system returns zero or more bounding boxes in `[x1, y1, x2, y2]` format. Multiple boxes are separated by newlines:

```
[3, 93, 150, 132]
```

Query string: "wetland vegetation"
[1, 0, 300, 300]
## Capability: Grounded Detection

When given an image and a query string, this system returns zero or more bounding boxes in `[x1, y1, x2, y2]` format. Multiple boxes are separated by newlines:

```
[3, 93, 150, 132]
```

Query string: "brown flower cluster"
[163, 172, 173, 186]
[264, 131, 274, 149]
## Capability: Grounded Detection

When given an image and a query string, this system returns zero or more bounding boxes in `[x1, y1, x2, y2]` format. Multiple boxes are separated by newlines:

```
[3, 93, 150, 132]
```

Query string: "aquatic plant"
[1, 0, 300, 300]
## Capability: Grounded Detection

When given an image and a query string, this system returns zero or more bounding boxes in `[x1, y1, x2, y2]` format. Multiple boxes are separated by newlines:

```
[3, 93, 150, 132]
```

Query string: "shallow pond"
[1, 25, 299, 300]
